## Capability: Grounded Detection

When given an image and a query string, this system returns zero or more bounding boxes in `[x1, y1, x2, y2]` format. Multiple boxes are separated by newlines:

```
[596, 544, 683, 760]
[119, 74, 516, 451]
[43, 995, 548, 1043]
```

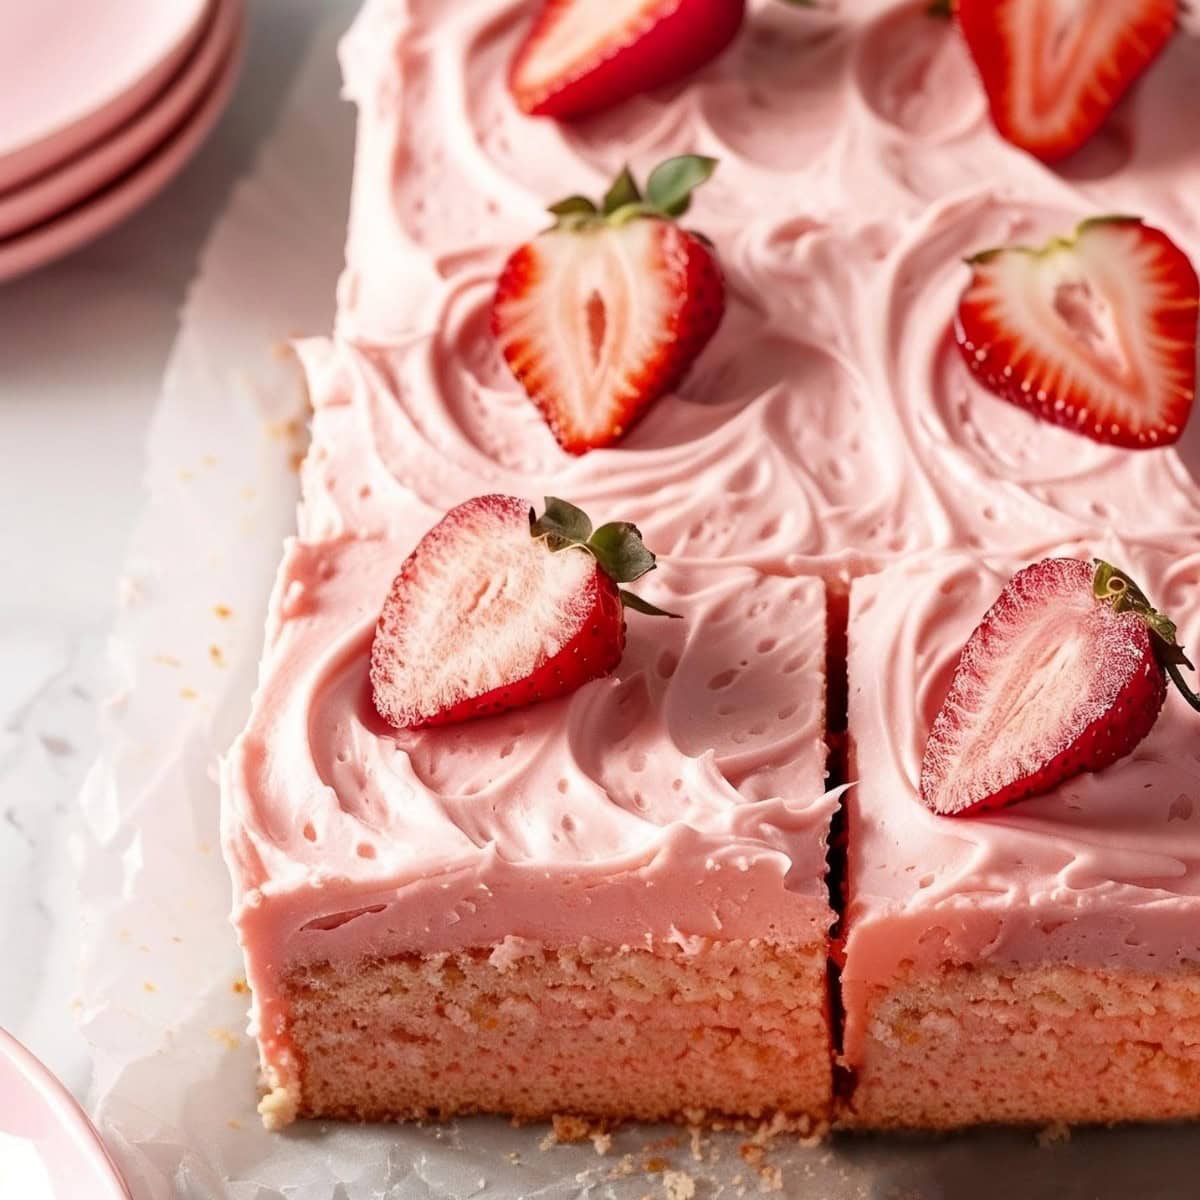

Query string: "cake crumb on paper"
[544, 1114, 591, 1146]
[232, 977, 249, 995]
[542, 1113, 614, 1148]
[1037, 1120, 1071, 1147]
[662, 1169, 696, 1200]
[756, 1164, 784, 1193]
[608, 1154, 637, 1179]
[208, 1028, 240, 1051]
[265, 417, 304, 440]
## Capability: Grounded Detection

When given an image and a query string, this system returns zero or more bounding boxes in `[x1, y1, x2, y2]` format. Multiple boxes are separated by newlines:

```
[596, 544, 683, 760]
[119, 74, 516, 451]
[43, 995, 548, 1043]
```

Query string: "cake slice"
[840, 535, 1200, 1129]
[222, 499, 838, 1128]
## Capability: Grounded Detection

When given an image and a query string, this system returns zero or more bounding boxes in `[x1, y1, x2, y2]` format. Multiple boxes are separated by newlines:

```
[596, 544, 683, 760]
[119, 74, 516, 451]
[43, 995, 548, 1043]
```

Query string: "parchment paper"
[76, 8, 1200, 1199]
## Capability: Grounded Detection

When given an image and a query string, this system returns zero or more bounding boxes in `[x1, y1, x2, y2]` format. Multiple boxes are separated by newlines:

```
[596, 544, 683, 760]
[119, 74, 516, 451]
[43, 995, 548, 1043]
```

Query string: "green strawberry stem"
[1165, 661, 1200, 713]
[530, 498, 680, 618]
[1094, 559, 1200, 712]
[546, 156, 718, 231]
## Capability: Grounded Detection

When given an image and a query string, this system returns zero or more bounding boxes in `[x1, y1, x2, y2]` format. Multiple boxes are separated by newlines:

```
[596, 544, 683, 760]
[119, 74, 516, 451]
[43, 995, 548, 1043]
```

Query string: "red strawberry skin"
[954, 217, 1199, 449]
[957, 0, 1177, 161]
[510, 0, 745, 120]
[492, 219, 724, 454]
[370, 495, 628, 729]
[920, 558, 1167, 817]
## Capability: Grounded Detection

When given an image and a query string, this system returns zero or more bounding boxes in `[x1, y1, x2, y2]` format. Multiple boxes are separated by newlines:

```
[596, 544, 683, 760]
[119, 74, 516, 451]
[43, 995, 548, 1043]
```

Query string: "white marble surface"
[0, 0, 339, 1103]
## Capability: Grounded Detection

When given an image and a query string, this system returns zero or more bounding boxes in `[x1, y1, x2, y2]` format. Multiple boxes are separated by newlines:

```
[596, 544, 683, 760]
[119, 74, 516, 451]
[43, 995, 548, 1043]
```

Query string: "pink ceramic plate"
[0, 0, 241, 240]
[0, 1028, 130, 1200]
[0, 12, 244, 286]
[0, 0, 213, 193]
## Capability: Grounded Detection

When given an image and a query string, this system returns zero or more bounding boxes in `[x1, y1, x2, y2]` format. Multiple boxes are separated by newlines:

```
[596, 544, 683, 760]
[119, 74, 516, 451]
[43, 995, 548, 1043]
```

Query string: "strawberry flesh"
[957, 0, 1177, 161]
[509, 0, 745, 120]
[493, 218, 723, 453]
[920, 558, 1167, 816]
[955, 217, 1198, 449]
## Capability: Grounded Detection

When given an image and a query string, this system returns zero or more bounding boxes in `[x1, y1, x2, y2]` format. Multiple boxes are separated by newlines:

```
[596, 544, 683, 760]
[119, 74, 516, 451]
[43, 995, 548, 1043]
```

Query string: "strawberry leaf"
[590, 521, 656, 582]
[529, 500, 678, 619]
[530, 496, 593, 549]
[620, 589, 681, 619]
[603, 166, 642, 215]
[1094, 559, 1200, 712]
[548, 195, 599, 218]
[645, 155, 718, 218]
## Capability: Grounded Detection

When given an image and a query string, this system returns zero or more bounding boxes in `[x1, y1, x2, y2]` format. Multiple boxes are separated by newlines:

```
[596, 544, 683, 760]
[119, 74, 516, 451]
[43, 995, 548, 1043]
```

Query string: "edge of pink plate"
[0, 1028, 132, 1200]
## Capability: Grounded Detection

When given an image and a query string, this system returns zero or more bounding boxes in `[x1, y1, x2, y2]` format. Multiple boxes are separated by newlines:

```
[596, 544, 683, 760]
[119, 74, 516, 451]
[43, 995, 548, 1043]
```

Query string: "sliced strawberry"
[920, 557, 1200, 817]
[955, 216, 1198, 449]
[957, 0, 1177, 161]
[509, 0, 745, 120]
[492, 157, 725, 455]
[370, 496, 676, 729]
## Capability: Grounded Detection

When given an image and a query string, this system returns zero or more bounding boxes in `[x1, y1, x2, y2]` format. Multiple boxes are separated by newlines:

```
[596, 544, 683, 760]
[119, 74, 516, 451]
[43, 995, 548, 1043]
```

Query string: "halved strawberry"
[920, 557, 1200, 817]
[957, 0, 1177, 161]
[509, 0, 745, 120]
[370, 495, 677, 729]
[955, 216, 1198, 448]
[492, 157, 725, 455]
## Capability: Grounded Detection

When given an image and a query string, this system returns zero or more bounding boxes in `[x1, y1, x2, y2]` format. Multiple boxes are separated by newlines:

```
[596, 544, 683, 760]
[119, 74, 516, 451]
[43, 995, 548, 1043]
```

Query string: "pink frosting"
[291, 324, 922, 576]
[842, 533, 1200, 1063]
[330, 0, 1200, 564]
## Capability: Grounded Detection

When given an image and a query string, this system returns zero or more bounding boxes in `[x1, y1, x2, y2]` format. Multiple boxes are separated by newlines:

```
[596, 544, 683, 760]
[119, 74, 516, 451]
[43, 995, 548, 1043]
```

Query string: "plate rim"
[0, 1027, 132, 1200]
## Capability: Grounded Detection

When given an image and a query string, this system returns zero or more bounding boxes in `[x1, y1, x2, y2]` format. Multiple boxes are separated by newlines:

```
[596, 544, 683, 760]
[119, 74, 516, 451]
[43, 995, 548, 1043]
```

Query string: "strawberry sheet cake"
[222, 0, 1200, 1134]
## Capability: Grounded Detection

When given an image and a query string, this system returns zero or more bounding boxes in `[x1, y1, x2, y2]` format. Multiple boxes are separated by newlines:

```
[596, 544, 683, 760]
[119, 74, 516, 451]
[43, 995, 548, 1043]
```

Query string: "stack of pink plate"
[0, 0, 244, 283]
